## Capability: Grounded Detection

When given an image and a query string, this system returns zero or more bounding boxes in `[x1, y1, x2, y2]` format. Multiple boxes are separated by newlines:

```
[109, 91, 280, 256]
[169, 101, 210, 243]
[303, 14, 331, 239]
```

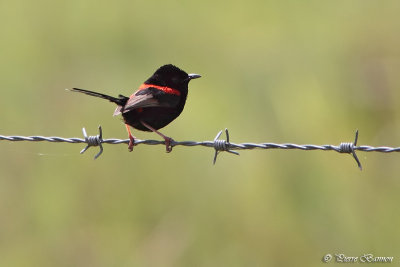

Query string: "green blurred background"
[1, 0, 400, 266]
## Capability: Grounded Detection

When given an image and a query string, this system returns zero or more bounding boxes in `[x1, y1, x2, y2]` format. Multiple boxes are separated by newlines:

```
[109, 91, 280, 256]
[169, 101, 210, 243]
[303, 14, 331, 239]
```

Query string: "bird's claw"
[165, 137, 174, 153]
[128, 135, 136, 152]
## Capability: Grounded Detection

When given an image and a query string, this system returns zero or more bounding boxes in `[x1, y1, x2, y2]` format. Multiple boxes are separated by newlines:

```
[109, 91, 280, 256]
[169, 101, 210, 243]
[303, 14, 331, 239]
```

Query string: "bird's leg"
[125, 124, 136, 152]
[140, 120, 174, 153]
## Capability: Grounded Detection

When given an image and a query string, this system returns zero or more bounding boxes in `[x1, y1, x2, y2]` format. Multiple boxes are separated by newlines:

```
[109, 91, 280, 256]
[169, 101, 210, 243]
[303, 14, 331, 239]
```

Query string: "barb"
[80, 126, 104, 159]
[213, 128, 240, 164]
[1, 127, 400, 170]
[337, 130, 362, 170]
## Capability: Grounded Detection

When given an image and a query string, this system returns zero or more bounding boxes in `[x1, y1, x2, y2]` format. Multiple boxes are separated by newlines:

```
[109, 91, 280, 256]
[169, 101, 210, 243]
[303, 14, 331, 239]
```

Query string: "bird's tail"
[69, 88, 128, 106]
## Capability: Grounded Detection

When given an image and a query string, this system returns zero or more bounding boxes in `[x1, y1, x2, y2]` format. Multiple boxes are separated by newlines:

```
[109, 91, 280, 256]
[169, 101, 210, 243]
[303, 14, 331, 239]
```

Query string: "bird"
[69, 64, 201, 152]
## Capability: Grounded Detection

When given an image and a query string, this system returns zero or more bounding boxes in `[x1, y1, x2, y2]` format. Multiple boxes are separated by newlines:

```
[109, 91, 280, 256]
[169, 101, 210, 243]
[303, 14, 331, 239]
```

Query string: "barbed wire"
[1, 126, 400, 170]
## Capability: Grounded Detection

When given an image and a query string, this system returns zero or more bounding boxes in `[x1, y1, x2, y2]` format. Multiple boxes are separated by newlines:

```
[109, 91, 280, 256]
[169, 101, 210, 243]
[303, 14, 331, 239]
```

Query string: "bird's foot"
[128, 135, 136, 152]
[164, 137, 174, 153]
[125, 124, 137, 152]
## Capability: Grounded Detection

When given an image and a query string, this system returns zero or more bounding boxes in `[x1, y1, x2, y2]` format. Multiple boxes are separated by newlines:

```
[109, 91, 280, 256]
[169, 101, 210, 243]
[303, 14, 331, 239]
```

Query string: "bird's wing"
[113, 88, 180, 115]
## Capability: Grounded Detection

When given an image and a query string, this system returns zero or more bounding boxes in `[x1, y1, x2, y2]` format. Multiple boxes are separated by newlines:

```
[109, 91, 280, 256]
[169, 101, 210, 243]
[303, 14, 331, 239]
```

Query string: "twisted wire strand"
[3, 135, 400, 151]
[3, 136, 399, 152]
[1, 127, 399, 169]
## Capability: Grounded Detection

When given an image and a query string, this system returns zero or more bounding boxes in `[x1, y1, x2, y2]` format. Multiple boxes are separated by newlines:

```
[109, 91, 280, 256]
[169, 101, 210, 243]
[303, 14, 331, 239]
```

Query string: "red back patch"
[138, 83, 181, 96]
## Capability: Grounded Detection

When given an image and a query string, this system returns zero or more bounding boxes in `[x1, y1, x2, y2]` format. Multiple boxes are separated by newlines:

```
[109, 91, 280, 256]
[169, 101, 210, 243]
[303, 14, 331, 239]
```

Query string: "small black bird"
[70, 64, 201, 152]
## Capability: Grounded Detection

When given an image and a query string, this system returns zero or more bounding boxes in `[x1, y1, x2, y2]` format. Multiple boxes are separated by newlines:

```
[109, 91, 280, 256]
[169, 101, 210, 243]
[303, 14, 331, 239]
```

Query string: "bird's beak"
[188, 73, 201, 80]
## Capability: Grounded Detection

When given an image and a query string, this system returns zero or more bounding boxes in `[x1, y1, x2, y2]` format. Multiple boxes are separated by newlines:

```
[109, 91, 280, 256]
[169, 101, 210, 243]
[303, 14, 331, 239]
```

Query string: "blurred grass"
[1, 0, 400, 266]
